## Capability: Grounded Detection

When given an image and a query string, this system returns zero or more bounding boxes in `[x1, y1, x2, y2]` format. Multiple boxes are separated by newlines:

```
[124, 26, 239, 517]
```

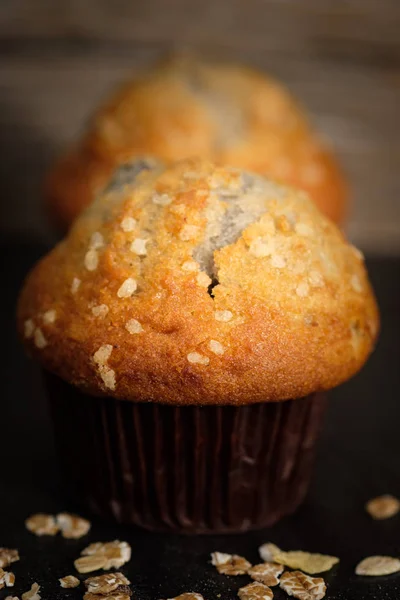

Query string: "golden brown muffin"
[46, 56, 348, 231]
[21, 159, 376, 405]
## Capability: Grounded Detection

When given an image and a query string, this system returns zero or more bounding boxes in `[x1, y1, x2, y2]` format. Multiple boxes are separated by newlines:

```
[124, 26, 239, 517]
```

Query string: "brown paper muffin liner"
[45, 372, 327, 533]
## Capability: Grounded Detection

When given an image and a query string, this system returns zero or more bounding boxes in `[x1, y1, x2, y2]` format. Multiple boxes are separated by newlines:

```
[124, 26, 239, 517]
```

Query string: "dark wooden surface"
[0, 1, 399, 252]
[1, 240, 400, 599]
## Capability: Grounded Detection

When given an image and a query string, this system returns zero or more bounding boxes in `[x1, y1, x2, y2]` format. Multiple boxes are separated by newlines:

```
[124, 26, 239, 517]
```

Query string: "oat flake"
[0, 549, 19, 569]
[280, 571, 326, 600]
[21, 583, 41, 600]
[187, 352, 209, 365]
[214, 310, 233, 322]
[24, 319, 35, 338]
[209, 340, 224, 355]
[211, 552, 251, 575]
[34, 328, 47, 349]
[238, 582, 273, 600]
[81, 540, 131, 570]
[85, 572, 130, 595]
[25, 513, 58, 536]
[57, 512, 91, 539]
[126, 319, 143, 334]
[117, 278, 137, 298]
[366, 494, 400, 520]
[121, 217, 137, 232]
[355, 556, 400, 576]
[59, 576, 80, 588]
[248, 563, 283, 586]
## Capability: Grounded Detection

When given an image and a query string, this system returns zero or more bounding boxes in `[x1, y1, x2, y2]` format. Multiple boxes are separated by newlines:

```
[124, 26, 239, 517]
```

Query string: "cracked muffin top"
[20, 158, 377, 405]
[46, 55, 347, 231]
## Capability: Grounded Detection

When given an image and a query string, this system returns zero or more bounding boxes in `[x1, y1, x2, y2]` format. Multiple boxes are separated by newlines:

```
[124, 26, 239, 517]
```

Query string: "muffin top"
[46, 55, 347, 230]
[21, 159, 377, 405]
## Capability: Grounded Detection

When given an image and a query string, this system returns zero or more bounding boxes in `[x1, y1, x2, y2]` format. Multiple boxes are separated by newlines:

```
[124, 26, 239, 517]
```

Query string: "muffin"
[46, 56, 347, 231]
[19, 159, 377, 532]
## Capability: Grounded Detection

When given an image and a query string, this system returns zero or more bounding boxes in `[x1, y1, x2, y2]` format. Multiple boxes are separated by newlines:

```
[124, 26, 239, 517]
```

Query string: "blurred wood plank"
[0, 0, 399, 253]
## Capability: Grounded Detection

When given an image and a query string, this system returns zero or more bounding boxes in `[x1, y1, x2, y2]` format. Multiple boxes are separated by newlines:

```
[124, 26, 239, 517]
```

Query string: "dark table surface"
[1, 240, 400, 600]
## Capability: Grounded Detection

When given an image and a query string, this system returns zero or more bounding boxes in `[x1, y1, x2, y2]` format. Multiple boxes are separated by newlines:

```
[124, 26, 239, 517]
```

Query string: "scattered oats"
[75, 555, 108, 574]
[197, 272, 211, 287]
[351, 274, 363, 293]
[248, 563, 283, 586]
[57, 512, 91, 539]
[117, 278, 137, 298]
[152, 192, 171, 206]
[90, 232, 104, 250]
[366, 494, 400, 520]
[273, 550, 339, 574]
[130, 238, 148, 256]
[42, 309, 56, 324]
[85, 572, 130, 594]
[25, 513, 58, 536]
[34, 328, 47, 349]
[238, 582, 273, 600]
[356, 555, 400, 576]
[5, 597, 19, 600]
[308, 271, 324, 288]
[4, 573, 15, 587]
[165, 595, 204, 600]
[84, 249, 99, 271]
[211, 552, 251, 575]
[187, 352, 209, 366]
[59, 576, 80, 589]
[125, 319, 143, 334]
[182, 260, 198, 272]
[296, 282, 310, 298]
[351, 245, 364, 261]
[209, 340, 224, 355]
[24, 319, 35, 338]
[93, 345, 113, 365]
[295, 223, 314, 237]
[92, 304, 109, 318]
[270, 254, 286, 269]
[120, 217, 137, 232]
[0, 549, 19, 569]
[280, 571, 326, 600]
[214, 310, 233, 322]
[81, 541, 131, 570]
[22, 583, 41, 600]
[71, 277, 81, 294]
[179, 224, 200, 241]
[259, 543, 281, 563]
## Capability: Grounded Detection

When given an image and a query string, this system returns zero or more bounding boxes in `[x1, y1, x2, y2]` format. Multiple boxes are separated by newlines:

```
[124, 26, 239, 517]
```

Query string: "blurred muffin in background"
[46, 56, 348, 231]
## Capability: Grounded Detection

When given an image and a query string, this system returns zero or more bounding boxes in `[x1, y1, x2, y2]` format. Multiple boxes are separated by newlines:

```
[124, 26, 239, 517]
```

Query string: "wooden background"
[1, 0, 399, 253]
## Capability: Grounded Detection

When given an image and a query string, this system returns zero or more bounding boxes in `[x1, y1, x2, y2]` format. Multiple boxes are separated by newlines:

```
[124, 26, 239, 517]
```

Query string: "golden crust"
[46, 56, 348, 231]
[20, 159, 377, 406]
